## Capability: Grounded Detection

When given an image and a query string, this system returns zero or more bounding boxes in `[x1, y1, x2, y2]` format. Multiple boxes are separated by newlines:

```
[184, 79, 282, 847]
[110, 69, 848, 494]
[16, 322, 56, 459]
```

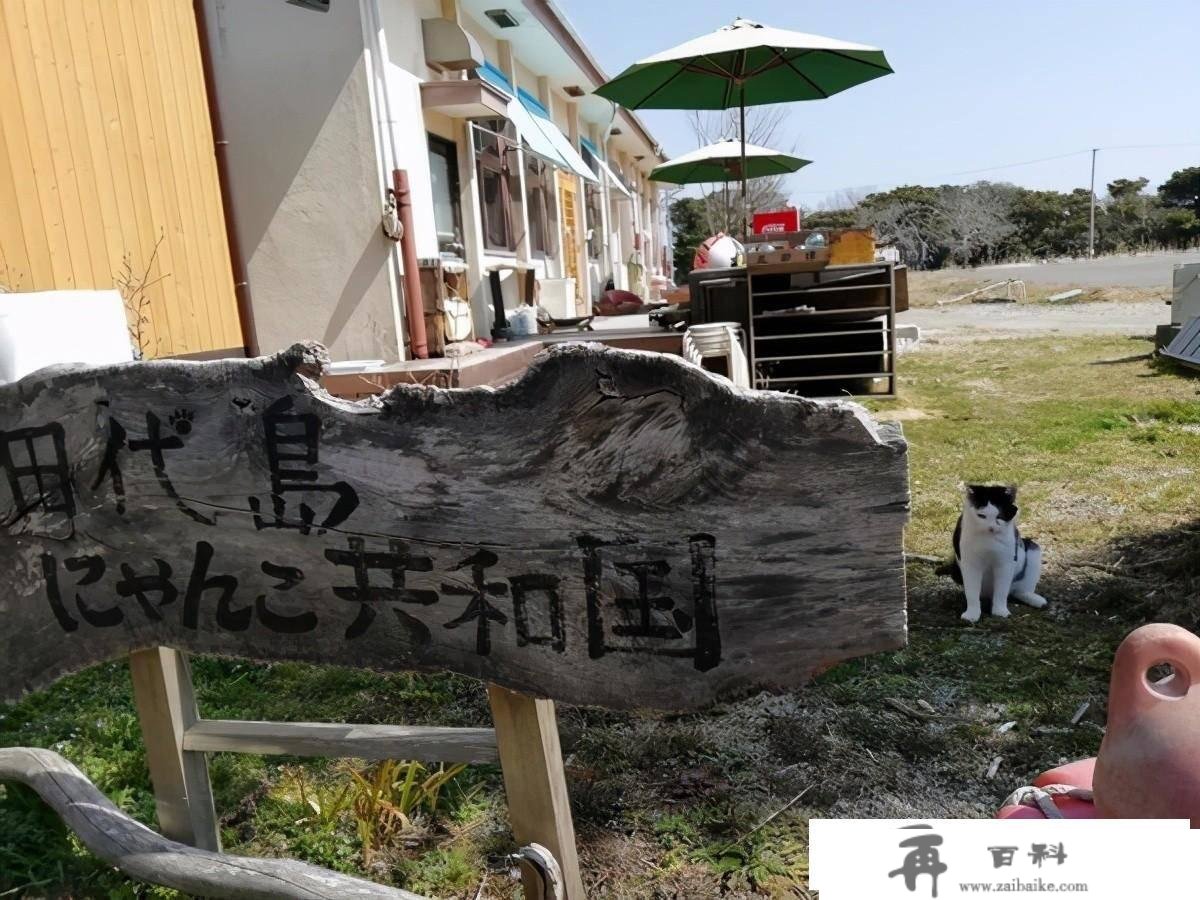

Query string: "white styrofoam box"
[1172, 263, 1200, 325]
[0, 290, 134, 383]
[539, 278, 576, 319]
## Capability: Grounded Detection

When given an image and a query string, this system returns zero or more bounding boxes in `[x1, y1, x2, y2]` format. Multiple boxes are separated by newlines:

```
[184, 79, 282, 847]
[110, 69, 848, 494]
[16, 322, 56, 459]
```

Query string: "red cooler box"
[752, 208, 801, 235]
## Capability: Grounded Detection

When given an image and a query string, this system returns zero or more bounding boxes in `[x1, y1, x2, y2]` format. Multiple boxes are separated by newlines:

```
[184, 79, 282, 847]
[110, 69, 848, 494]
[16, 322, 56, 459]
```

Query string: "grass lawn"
[3, 335, 1199, 898]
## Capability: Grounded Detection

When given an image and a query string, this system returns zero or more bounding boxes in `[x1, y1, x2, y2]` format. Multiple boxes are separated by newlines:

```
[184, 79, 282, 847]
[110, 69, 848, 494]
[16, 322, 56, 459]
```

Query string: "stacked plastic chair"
[683, 321, 751, 389]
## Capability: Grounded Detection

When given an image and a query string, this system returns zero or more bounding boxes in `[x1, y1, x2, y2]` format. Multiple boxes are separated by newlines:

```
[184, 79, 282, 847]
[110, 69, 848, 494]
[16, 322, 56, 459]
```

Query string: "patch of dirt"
[1039, 491, 1128, 525]
[900, 301, 1165, 345]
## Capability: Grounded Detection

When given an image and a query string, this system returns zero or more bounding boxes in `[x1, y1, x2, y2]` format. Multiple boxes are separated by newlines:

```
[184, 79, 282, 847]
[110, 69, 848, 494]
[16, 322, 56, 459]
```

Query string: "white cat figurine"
[951, 484, 1047, 623]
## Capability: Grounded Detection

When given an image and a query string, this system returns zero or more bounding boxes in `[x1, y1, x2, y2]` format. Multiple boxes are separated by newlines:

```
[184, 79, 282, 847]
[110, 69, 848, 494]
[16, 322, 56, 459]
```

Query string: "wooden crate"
[748, 229, 876, 268]
[748, 247, 831, 269]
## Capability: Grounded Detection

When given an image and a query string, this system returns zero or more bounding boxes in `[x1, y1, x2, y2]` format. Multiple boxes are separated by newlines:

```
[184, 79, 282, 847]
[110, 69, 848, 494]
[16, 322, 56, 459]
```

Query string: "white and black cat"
[950, 484, 1047, 623]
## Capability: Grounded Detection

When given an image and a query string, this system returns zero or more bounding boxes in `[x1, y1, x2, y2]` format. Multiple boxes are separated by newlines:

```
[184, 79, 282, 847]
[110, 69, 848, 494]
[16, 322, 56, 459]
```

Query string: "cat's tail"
[937, 559, 964, 584]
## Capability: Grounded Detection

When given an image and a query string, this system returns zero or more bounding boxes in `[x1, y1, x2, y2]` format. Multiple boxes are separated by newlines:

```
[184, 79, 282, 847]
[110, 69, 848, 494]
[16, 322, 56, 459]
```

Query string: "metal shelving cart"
[747, 260, 897, 397]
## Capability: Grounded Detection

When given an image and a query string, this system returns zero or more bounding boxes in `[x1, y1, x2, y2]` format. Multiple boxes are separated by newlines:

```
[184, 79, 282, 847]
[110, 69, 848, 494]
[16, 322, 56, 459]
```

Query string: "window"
[473, 121, 519, 253]
[525, 156, 557, 258]
[427, 135, 462, 245]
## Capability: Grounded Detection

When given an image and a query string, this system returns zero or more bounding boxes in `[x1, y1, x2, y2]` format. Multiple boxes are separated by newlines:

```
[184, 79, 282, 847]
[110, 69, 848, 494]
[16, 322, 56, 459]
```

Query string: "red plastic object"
[995, 623, 1200, 825]
[752, 208, 800, 234]
[1094, 623, 1200, 825]
[996, 759, 1098, 819]
[996, 797, 1098, 819]
[596, 290, 643, 317]
[1035, 758, 1096, 790]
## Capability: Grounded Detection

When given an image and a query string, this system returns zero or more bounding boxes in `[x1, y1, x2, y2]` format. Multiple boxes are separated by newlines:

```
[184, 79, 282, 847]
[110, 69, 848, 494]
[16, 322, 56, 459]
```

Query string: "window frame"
[472, 121, 520, 254]
[427, 134, 463, 243]
[525, 155, 558, 259]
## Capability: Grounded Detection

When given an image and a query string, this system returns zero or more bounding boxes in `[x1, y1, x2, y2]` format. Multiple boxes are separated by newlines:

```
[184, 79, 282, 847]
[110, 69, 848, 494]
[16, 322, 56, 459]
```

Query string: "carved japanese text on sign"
[0, 343, 909, 710]
[36, 535, 719, 668]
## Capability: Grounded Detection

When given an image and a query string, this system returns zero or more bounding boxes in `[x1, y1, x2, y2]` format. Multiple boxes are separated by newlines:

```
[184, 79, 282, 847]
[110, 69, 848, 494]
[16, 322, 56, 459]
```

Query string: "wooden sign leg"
[129, 647, 221, 852]
[487, 684, 585, 899]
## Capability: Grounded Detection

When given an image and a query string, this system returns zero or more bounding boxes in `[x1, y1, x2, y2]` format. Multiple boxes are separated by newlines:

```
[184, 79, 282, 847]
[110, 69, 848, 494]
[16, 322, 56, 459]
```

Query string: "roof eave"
[520, 0, 667, 164]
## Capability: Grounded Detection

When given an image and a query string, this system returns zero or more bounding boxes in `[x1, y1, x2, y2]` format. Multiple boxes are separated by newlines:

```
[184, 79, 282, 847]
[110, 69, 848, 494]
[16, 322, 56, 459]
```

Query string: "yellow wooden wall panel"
[43, 0, 108, 287]
[28, 0, 97, 286]
[151, 0, 211, 351]
[0, 6, 38, 290]
[122, 0, 196, 352]
[4, 0, 75, 287]
[97, 0, 174, 354]
[78, 0, 162, 356]
[152, 0, 208, 350]
[0, 0, 242, 357]
[170, 0, 240, 349]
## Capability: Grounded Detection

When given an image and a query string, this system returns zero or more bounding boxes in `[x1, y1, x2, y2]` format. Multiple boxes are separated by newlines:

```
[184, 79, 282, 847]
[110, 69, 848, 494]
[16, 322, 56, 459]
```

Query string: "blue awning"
[579, 136, 632, 199]
[477, 61, 514, 94]
[517, 89, 597, 183]
[476, 63, 568, 172]
[474, 63, 598, 183]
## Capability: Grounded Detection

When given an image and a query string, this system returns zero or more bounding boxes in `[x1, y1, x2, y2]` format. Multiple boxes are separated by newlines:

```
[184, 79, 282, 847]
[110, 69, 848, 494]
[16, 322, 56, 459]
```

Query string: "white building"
[201, 0, 668, 363]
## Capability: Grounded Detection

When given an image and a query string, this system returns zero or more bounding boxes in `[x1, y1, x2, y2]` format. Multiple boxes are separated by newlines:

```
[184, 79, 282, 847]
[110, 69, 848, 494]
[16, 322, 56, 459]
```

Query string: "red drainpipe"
[391, 169, 429, 359]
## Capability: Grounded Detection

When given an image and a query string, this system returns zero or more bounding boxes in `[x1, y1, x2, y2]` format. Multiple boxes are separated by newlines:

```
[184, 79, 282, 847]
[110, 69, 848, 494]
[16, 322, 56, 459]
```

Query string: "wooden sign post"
[0, 341, 909, 896]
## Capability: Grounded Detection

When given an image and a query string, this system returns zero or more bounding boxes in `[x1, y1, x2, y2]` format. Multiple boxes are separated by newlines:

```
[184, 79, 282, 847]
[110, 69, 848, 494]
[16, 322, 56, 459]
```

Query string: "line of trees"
[670, 166, 1200, 280]
[804, 166, 1200, 269]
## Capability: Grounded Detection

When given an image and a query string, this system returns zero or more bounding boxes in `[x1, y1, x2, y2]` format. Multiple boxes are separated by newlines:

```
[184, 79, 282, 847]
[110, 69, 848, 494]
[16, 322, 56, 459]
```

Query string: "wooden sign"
[0, 342, 909, 710]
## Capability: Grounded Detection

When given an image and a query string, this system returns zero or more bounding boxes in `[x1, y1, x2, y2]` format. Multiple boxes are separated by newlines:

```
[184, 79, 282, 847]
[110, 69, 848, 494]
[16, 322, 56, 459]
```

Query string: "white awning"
[517, 90, 597, 183]
[476, 63, 569, 171]
[602, 159, 633, 199]
[504, 96, 571, 170]
[581, 138, 632, 199]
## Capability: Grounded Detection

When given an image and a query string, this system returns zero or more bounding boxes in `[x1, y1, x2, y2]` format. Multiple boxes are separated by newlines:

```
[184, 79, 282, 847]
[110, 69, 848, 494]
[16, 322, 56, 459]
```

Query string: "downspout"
[392, 170, 429, 358]
[192, 0, 259, 357]
[599, 100, 619, 287]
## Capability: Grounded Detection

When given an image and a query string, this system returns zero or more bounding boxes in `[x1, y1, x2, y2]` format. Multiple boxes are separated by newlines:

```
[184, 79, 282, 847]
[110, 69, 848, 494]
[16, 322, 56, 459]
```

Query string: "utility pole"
[1088, 147, 1098, 258]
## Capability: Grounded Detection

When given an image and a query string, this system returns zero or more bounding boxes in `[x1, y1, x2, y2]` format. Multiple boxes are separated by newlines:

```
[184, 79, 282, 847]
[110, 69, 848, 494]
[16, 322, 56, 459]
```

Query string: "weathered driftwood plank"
[0, 342, 908, 710]
[489, 684, 584, 899]
[0, 747, 425, 900]
[182, 719, 499, 763]
[129, 646, 220, 850]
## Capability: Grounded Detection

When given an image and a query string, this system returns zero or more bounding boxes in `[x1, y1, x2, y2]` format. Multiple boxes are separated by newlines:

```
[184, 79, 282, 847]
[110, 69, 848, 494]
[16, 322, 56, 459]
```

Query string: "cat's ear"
[1005, 484, 1018, 499]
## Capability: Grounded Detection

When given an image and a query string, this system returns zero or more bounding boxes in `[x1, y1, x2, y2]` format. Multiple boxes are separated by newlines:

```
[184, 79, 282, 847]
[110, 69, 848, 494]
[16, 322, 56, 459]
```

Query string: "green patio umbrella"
[595, 16, 892, 232]
[650, 138, 811, 185]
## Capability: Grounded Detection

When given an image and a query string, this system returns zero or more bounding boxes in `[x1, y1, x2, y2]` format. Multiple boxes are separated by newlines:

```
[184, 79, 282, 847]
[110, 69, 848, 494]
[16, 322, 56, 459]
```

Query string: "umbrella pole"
[739, 83, 748, 241]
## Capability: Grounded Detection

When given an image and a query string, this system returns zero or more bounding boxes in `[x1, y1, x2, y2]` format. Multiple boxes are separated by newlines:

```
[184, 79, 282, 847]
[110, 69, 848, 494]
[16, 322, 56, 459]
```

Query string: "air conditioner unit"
[421, 18, 484, 71]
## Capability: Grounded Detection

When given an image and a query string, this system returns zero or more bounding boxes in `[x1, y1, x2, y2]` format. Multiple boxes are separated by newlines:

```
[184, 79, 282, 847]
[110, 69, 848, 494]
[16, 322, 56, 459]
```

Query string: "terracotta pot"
[1093, 623, 1200, 825]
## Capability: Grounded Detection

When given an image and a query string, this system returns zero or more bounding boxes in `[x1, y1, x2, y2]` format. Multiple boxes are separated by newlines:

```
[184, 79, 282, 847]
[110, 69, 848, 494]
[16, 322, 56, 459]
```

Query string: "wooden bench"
[0, 342, 909, 897]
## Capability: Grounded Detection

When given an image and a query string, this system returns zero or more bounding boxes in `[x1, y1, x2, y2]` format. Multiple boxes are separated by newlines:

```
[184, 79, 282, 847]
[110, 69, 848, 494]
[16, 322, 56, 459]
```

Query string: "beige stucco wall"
[201, 0, 400, 361]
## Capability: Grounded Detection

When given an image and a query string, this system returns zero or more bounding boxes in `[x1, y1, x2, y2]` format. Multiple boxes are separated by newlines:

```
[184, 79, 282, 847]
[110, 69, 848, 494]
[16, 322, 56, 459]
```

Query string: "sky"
[558, 0, 1200, 209]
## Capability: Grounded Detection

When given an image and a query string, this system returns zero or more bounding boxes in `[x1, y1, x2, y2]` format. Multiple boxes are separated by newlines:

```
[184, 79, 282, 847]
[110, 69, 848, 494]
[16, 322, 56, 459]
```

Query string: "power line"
[944, 149, 1090, 178]
[1098, 141, 1200, 151]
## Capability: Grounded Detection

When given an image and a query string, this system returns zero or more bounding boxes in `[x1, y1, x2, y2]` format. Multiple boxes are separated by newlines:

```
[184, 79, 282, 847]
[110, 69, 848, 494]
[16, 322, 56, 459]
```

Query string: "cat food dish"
[949, 484, 1048, 623]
